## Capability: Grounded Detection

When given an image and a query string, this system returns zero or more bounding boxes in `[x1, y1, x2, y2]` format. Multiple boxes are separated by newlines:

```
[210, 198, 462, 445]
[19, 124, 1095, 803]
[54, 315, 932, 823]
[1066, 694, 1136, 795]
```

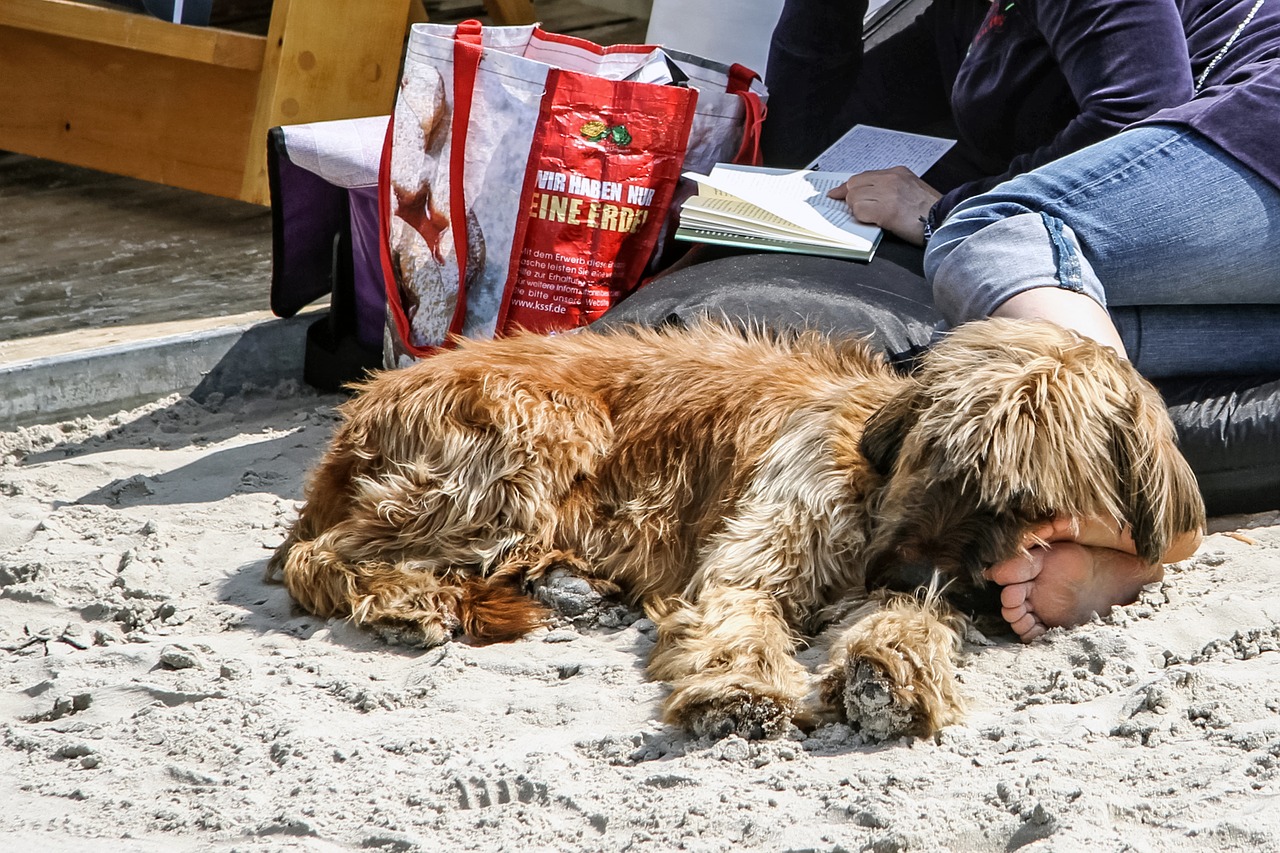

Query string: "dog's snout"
[867, 552, 942, 595]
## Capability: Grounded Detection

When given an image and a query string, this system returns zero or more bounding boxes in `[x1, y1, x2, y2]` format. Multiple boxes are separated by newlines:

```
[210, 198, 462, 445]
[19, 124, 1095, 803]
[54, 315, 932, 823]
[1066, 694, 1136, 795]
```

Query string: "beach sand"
[2, 384, 1278, 852]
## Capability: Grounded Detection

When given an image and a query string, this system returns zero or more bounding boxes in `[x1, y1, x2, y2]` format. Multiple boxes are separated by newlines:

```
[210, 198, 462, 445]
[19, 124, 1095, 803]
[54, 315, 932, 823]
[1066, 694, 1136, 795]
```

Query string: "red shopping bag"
[379, 21, 764, 365]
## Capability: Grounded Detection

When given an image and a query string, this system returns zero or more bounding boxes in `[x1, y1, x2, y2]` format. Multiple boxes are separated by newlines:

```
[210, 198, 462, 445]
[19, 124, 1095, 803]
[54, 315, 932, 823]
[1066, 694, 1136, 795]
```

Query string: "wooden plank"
[238, 0, 412, 204]
[0, 0, 265, 71]
[484, 0, 537, 25]
[0, 27, 259, 200]
[431, 0, 643, 41]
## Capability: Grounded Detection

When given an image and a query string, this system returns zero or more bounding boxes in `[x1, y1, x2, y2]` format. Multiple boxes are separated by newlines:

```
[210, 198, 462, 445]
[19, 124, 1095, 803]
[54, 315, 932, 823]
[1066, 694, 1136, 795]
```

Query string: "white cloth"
[644, 0, 784, 75]
[279, 116, 389, 189]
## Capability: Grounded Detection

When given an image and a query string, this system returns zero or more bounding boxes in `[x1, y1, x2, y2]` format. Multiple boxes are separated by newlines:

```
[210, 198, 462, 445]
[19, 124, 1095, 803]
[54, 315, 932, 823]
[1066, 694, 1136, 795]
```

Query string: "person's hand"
[827, 166, 942, 247]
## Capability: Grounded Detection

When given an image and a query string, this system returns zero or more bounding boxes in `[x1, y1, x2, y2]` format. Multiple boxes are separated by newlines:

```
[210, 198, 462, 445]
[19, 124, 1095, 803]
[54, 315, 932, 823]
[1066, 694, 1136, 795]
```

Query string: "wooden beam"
[0, 0, 265, 71]
[0, 27, 259, 200]
[0, 0, 413, 204]
[238, 0, 412, 204]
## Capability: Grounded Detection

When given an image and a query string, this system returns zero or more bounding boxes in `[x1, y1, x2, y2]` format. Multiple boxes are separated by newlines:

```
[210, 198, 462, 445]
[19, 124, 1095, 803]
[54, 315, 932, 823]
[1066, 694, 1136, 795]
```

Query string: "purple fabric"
[1142, 59, 1280, 193]
[268, 131, 349, 320]
[763, 0, 1280, 219]
[348, 186, 385, 351]
[268, 130, 386, 351]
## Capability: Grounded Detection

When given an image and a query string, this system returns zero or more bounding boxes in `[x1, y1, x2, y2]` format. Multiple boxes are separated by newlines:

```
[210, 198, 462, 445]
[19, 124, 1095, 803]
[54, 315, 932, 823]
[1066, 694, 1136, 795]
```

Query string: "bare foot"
[983, 516, 1200, 642]
[984, 542, 1163, 642]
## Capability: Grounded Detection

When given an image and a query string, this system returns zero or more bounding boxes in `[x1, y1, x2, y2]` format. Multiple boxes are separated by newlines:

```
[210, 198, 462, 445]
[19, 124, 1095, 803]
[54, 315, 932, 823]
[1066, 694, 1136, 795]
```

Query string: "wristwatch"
[918, 202, 941, 245]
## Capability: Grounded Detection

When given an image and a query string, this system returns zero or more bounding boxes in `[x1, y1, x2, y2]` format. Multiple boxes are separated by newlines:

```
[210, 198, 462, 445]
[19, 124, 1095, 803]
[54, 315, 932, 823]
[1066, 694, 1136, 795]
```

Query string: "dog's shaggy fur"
[270, 318, 1204, 740]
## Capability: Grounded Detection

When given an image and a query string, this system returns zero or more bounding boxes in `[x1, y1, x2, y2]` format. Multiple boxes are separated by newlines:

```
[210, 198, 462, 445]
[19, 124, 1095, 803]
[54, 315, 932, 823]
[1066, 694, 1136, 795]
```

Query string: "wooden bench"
[0, 0, 535, 205]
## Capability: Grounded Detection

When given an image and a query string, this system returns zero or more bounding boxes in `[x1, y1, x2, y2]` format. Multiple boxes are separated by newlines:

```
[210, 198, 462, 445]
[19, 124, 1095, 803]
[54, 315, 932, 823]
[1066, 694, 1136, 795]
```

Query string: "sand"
[2, 384, 1279, 852]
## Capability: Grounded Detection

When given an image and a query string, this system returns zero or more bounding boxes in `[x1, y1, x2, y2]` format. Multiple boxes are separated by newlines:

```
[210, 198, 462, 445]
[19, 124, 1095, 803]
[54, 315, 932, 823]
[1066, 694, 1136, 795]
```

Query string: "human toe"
[1000, 581, 1031, 610]
[1020, 621, 1048, 642]
[1002, 605, 1030, 631]
[986, 549, 1043, 585]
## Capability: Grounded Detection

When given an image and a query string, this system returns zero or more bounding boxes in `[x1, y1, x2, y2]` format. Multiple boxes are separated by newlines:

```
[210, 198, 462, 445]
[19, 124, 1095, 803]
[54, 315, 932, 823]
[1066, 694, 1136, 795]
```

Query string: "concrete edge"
[0, 311, 322, 430]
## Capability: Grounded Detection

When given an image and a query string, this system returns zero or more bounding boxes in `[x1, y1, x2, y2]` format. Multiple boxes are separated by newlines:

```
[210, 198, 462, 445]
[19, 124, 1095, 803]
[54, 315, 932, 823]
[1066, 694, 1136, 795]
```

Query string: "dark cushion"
[599, 249, 940, 365]
[1156, 375, 1280, 517]
[599, 251, 1280, 517]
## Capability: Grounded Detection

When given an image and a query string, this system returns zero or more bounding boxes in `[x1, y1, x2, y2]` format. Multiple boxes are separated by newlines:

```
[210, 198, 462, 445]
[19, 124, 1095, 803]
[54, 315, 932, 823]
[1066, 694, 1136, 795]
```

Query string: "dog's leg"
[648, 584, 810, 740]
[277, 462, 526, 647]
[281, 539, 471, 645]
[282, 529, 551, 647]
[816, 591, 965, 740]
[643, 409, 875, 740]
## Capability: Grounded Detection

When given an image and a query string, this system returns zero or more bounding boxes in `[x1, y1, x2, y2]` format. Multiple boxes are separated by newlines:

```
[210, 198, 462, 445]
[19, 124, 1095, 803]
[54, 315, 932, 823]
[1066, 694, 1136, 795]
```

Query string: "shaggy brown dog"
[270, 319, 1204, 740]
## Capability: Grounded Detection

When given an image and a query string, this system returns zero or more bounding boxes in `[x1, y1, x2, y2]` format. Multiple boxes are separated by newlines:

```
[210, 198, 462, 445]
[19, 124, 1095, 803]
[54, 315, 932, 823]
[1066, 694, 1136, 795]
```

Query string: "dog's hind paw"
[368, 619, 452, 649]
[842, 658, 920, 741]
[671, 689, 796, 741]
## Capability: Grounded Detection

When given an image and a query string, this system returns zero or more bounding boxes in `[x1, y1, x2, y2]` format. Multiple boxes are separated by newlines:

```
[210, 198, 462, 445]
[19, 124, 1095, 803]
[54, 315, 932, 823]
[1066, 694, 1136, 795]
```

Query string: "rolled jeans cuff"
[929, 212, 1107, 326]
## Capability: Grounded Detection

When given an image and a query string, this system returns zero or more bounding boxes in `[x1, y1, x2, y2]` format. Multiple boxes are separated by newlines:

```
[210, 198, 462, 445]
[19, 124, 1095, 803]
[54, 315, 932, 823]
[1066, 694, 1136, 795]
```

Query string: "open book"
[676, 166, 884, 261]
[675, 126, 955, 262]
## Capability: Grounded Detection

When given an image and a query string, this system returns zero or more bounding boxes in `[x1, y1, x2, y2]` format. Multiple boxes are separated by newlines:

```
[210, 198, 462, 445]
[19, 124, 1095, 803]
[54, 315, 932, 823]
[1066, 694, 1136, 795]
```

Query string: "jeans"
[924, 125, 1280, 377]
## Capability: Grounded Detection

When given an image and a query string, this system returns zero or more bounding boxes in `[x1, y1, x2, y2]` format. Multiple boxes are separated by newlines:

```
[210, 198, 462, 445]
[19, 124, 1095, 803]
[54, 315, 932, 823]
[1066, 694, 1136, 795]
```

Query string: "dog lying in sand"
[270, 318, 1204, 740]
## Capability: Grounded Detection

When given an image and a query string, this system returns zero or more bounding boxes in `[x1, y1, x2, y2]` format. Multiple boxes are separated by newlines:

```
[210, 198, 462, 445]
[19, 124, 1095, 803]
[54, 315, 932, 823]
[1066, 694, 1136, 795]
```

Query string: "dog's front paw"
[665, 683, 797, 741]
[839, 657, 923, 741]
[819, 595, 966, 740]
[822, 643, 962, 741]
[691, 693, 795, 741]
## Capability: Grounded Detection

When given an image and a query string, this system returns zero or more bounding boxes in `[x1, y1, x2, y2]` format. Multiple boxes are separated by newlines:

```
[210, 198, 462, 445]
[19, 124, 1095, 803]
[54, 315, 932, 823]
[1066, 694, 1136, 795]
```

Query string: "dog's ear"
[896, 321, 1204, 556]
[860, 382, 924, 477]
[1110, 383, 1206, 564]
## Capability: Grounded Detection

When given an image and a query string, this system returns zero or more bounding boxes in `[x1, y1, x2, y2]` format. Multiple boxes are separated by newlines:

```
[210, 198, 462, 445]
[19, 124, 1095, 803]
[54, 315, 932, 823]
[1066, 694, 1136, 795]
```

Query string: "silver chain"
[1195, 0, 1266, 94]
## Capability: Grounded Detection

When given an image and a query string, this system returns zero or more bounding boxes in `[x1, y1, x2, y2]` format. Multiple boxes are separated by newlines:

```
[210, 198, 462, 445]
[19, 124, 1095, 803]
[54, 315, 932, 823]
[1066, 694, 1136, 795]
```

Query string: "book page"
[687, 165, 880, 248]
[681, 196, 825, 241]
[681, 195, 871, 248]
[805, 125, 955, 175]
[675, 226, 878, 261]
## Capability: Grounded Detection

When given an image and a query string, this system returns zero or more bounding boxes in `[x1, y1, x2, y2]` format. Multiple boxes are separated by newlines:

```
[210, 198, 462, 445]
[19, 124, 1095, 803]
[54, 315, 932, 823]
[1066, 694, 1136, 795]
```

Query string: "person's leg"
[1109, 305, 1280, 378]
[921, 128, 1262, 638]
[925, 125, 1280, 376]
[924, 207, 1117, 345]
[992, 288, 1128, 356]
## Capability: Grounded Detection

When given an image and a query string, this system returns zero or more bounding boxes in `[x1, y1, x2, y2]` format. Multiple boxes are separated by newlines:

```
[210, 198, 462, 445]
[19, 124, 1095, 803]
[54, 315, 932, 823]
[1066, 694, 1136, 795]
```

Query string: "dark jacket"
[764, 0, 1280, 219]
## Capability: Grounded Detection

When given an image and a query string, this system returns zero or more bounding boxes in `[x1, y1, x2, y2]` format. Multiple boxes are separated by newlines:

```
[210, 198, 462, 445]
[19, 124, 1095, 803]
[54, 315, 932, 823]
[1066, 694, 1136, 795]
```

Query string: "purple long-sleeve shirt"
[763, 0, 1280, 219]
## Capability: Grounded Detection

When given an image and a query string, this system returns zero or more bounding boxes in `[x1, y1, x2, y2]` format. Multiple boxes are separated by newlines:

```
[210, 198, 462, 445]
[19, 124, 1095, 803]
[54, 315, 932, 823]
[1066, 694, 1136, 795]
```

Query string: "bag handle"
[445, 20, 485, 340]
[727, 63, 766, 166]
[377, 111, 418, 355]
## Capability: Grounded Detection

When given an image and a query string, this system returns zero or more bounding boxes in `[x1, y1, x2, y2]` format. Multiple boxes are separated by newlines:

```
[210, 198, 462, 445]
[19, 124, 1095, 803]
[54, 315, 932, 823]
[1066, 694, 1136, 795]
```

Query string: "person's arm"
[934, 0, 1195, 218]
[762, 0, 957, 168]
[762, 0, 869, 167]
